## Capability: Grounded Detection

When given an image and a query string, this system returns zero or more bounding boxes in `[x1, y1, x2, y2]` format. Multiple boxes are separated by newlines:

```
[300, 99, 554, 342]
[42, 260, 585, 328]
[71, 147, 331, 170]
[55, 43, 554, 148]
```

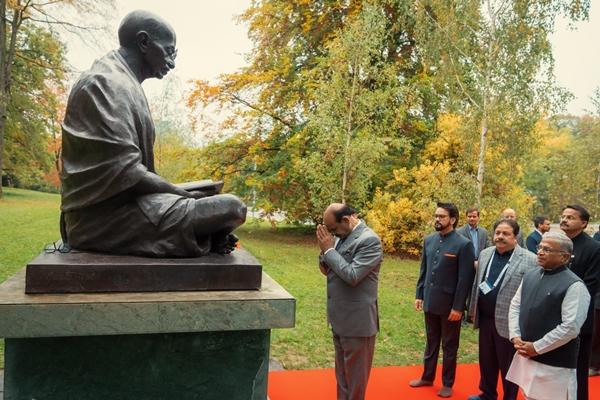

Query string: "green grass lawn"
[0, 187, 479, 370]
[237, 221, 479, 370]
[0, 187, 63, 368]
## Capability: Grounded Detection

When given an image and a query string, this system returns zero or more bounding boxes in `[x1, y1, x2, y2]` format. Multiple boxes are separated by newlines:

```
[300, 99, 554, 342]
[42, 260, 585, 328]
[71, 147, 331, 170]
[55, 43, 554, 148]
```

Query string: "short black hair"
[493, 218, 520, 236]
[564, 205, 590, 224]
[437, 202, 459, 228]
[466, 207, 479, 216]
[331, 205, 357, 223]
[534, 216, 549, 228]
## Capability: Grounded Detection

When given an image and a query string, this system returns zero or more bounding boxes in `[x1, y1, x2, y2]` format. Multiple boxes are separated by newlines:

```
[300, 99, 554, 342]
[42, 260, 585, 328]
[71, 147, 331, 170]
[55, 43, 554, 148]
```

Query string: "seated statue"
[59, 10, 246, 257]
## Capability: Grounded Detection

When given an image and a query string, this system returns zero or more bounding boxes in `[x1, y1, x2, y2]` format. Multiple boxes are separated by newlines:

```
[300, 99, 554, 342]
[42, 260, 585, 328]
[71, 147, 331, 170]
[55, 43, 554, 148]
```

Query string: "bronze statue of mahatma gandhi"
[59, 10, 246, 257]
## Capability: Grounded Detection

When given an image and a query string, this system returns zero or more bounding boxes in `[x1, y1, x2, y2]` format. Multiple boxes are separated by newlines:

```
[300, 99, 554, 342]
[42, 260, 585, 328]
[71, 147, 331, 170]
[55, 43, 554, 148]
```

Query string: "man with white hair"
[506, 232, 590, 400]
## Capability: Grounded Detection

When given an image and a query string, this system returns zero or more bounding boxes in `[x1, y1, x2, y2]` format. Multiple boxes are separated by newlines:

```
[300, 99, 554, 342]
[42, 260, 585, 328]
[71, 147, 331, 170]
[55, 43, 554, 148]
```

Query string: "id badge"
[478, 280, 493, 295]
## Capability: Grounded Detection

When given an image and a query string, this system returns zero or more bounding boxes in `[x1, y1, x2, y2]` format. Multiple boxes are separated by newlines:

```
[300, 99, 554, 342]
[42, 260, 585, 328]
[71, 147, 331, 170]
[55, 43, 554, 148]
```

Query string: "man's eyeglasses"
[43, 242, 71, 253]
[433, 214, 449, 220]
[535, 245, 565, 254]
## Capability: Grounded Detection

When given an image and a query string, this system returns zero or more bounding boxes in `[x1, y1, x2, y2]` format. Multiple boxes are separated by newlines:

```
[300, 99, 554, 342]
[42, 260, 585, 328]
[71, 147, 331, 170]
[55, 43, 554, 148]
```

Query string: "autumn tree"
[523, 114, 600, 220]
[296, 2, 409, 212]
[414, 0, 589, 205]
[0, 0, 115, 198]
[2, 22, 67, 191]
[187, 0, 438, 221]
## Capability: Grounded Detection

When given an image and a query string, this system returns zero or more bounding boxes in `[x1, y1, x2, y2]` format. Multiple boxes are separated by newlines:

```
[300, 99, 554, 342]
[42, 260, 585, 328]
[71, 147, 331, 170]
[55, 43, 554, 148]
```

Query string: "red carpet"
[268, 363, 600, 399]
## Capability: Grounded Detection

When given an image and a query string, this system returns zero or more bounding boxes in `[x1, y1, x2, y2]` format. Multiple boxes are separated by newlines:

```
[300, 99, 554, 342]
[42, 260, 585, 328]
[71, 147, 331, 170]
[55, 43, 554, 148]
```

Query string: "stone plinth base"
[5, 330, 270, 400]
[0, 264, 295, 400]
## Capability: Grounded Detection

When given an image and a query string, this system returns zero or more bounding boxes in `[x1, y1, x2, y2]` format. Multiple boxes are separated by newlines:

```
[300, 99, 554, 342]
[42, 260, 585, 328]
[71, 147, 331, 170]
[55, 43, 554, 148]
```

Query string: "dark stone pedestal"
[25, 247, 262, 294]
[5, 330, 270, 400]
[0, 264, 295, 400]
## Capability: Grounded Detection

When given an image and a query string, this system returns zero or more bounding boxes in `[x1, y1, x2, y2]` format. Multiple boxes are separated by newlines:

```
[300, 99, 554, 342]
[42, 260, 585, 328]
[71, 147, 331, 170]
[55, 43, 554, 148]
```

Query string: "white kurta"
[506, 280, 590, 400]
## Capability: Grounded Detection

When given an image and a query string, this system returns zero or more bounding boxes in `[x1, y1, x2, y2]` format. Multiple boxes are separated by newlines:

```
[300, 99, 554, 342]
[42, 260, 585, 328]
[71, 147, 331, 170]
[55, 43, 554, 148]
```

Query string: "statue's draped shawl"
[59, 51, 210, 257]
[61, 50, 154, 212]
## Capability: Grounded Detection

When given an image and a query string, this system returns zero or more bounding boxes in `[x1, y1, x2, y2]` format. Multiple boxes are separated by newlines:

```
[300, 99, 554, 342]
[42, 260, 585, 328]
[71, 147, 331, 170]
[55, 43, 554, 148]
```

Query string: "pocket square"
[444, 253, 456, 258]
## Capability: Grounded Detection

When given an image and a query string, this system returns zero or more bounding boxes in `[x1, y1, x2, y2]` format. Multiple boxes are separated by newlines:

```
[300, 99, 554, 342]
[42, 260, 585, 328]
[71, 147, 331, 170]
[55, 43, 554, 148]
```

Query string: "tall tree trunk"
[0, 0, 7, 198]
[476, 108, 487, 205]
[342, 57, 359, 205]
[476, 0, 499, 206]
[0, 2, 25, 197]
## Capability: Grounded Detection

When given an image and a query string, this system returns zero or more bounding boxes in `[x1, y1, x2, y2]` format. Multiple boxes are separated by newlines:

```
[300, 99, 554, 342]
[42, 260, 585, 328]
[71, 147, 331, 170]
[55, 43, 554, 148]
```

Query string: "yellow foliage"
[422, 113, 469, 163]
[367, 160, 460, 256]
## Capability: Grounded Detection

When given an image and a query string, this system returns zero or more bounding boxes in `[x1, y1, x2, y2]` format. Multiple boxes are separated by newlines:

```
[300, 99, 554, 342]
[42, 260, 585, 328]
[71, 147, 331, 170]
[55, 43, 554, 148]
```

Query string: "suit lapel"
[337, 221, 366, 253]
[477, 248, 493, 284]
[499, 247, 522, 291]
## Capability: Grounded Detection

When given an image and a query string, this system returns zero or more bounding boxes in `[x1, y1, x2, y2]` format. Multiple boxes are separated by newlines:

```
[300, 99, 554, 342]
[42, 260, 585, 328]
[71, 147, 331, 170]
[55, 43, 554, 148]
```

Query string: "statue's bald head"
[118, 10, 175, 49]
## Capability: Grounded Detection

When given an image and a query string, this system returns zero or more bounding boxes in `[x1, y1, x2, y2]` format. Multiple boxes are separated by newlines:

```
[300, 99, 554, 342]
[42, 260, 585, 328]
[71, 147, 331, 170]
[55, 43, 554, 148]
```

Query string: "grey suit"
[319, 221, 383, 400]
[469, 245, 538, 337]
[468, 245, 538, 400]
[456, 224, 489, 259]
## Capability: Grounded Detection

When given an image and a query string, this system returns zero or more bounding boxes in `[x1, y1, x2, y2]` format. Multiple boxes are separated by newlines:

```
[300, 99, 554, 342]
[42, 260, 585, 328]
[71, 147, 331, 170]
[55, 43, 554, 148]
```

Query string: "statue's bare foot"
[211, 234, 239, 254]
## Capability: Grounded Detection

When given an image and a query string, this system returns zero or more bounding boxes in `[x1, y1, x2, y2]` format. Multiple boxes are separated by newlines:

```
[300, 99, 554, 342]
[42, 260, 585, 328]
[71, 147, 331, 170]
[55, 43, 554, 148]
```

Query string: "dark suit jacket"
[456, 224, 489, 259]
[525, 230, 542, 254]
[319, 221, 383, 337]
[469, 245, 538, 338]
[416, 230, 476, 315]
[569, 231, 600, 335]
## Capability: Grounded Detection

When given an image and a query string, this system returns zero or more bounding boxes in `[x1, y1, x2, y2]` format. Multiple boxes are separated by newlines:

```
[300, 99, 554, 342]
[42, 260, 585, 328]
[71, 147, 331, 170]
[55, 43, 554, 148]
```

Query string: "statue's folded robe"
[60, 50, 210, 258]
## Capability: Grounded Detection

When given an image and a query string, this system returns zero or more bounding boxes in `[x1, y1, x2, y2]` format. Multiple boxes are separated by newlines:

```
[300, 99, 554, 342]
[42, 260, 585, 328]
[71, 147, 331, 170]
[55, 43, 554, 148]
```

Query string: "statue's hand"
[188, 190, 206, 199]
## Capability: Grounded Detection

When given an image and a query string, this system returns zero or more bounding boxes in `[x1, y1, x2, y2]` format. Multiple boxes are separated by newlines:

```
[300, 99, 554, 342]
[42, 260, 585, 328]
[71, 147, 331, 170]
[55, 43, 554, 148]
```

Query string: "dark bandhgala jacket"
[569, 231, 600, 335]
[416, 230, 476, 315]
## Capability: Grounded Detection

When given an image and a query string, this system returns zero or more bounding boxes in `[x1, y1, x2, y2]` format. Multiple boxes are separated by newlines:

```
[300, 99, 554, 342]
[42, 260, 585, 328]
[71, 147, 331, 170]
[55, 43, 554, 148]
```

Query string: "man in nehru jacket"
[559, 205, 600, 400]
[525, 216, 551, 254]
[467, 219, 537, 400]
[500, 209, 524, 247]
[410, 202, 475, 398]
[316, 203, 383, 400]
[506, 232, 590, 400]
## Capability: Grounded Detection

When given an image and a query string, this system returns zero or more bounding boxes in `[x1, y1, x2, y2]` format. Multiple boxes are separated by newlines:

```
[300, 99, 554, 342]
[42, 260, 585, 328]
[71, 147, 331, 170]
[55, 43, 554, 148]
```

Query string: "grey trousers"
[332, 330, 376, 400]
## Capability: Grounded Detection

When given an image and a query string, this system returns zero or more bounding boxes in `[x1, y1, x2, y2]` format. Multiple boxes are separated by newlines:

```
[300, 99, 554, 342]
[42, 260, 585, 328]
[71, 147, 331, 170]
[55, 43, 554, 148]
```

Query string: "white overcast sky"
[66, 0, 600, 116]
